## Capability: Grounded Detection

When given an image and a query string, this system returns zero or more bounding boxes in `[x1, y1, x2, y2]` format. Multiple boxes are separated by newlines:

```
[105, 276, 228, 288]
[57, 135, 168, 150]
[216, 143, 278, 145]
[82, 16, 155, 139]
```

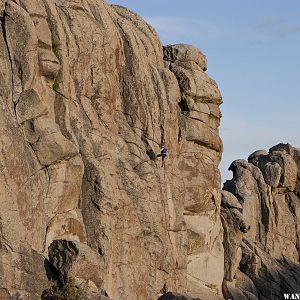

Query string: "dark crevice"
[178, 98, 189, 112]
[286, 193, 300, 260]
[259, 192, 270, 238]
[160, 124, 165, 145]
[149, 70, 166, 145]
[165, 49, 189, 146]
[44, 259, 59, 282]
[1, 2, 16, 115]
[273, 198, 279, 226]
[177, 126, 181, 142]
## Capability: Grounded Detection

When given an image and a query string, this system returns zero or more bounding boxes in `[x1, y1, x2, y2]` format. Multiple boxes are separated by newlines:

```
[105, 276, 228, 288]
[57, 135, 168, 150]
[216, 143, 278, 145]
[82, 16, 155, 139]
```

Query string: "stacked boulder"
[222, 143, 300, 300]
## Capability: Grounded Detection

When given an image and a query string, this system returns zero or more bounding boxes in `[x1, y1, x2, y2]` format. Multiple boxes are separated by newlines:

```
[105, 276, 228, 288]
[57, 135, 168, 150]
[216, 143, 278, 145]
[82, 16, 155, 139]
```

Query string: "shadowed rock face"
[0, 1, 223, 299]
[222, 143, 300, 300]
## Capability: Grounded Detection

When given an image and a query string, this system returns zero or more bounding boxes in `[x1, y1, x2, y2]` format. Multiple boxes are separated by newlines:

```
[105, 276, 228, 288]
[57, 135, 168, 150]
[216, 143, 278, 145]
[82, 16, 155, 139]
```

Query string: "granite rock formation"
[222, 143, 300, 300]
[1, 1, 299, 300]
[0, 0, 223, 299]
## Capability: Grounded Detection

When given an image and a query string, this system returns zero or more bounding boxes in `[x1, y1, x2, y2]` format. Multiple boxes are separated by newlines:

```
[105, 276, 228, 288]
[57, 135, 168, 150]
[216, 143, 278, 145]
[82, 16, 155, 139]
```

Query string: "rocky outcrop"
[222, 143, 300, 300]
[0, 0, 223, 299]
[2, 2, 299, 299]
[158, 291, 201, 300]
[42, 239, 109, 299]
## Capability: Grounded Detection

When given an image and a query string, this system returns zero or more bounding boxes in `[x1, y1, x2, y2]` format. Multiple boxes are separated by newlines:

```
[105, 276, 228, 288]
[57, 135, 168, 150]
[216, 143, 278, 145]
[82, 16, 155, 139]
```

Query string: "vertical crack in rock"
[0, 1, 15, 114]
[42, 165, 51, 253]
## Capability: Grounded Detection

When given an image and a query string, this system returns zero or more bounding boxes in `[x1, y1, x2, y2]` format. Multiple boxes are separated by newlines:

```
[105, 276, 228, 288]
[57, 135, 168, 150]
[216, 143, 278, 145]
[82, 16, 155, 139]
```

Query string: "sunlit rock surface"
[222, 143, 300, 300]
[0, 1, 223, 299]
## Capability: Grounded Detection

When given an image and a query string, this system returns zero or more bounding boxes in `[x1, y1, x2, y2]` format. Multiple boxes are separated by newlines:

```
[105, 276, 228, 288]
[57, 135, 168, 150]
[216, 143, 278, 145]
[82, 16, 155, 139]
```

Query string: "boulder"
[158, 291, 200, 300]
[223, 144, 300, 299]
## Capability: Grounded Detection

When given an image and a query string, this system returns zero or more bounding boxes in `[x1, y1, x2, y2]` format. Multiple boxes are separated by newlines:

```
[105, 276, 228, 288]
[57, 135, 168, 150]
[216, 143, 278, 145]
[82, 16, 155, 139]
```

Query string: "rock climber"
[160, 145, 167, 167]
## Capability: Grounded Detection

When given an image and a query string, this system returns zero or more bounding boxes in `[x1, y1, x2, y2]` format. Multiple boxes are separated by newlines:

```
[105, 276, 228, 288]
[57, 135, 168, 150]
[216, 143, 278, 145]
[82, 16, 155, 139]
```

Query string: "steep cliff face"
[0, 1, 223, 299]
[222, 143, 300, 300]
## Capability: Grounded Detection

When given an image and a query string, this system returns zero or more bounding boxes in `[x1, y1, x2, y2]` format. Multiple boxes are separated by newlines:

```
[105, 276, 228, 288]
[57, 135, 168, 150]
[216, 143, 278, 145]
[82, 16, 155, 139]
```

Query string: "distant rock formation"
[0, 0, 223, 299]
[222, 143, 300, 300]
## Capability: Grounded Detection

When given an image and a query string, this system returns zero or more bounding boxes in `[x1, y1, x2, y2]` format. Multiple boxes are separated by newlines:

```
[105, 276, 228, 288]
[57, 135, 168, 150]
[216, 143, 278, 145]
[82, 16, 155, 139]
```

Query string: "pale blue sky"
[110, 0, 300, 181]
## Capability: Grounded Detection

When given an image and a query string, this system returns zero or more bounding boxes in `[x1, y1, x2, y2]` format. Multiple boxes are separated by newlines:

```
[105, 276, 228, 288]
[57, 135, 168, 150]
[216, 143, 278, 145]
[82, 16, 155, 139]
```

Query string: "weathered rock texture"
[0, 0, 223, 299]
[222, 143, 300, 300]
